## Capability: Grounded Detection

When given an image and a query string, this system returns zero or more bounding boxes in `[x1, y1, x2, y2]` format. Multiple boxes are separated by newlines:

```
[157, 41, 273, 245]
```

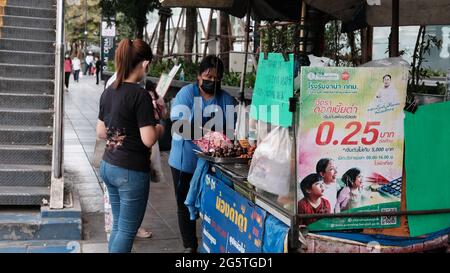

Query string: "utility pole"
[84, 0, 88, 74]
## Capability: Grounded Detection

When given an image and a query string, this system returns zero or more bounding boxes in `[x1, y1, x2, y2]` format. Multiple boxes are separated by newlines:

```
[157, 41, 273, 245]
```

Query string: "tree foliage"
[100, 0, 160, 39]
[65, 0, 101, 56]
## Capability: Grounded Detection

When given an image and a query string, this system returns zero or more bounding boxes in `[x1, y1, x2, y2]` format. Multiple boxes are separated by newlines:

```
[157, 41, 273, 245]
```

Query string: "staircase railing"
[50, 0, 65, 209]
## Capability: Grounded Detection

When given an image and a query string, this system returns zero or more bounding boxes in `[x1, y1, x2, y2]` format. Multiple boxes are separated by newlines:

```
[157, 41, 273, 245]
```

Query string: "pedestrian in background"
[95, 56, 102, 85]
[64, 54, 72, 91]
[72, 56, 81, 82]
[85, 51, 94, 75]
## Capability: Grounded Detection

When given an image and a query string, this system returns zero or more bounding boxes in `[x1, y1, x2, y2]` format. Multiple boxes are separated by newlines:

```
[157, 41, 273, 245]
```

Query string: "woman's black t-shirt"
[98, 82, 156, 172]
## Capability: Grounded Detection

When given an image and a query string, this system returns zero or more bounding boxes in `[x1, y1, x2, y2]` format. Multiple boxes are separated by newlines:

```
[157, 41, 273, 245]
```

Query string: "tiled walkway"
[64, 75, 187, 252]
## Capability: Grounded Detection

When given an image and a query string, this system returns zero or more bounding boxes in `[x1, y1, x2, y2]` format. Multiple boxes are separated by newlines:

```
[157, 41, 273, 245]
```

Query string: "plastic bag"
[150, 141, 164, 183]
[247, 126, 292, 196]
[235, 103, 248, 141]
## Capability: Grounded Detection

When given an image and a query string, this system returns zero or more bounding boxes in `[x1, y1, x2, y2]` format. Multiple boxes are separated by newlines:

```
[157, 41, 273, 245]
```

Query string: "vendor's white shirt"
[323, 182, 337, 212]
[72, 58, 81, 70]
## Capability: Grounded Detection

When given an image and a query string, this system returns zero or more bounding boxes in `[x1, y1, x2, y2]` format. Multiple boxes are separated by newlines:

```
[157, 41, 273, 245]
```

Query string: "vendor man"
[169, 55, 236, 253]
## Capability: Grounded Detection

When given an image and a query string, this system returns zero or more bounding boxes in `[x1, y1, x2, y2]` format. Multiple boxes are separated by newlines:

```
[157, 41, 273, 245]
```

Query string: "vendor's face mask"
[201, 79, 221, 95]
[199, 68, 221, 95]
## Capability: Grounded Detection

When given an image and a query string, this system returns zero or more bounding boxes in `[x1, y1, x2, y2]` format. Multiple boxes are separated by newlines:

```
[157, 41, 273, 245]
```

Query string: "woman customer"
[96, 38, 164, 253]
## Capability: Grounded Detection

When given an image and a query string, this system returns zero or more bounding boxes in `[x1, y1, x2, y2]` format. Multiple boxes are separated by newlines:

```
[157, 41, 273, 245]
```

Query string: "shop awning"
[304, 0, 450, 27]
[160, 0, 302, 21]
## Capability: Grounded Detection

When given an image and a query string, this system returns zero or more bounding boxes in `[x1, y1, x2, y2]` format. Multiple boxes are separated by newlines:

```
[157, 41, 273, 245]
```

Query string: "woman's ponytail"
[112, 38, 153, 89]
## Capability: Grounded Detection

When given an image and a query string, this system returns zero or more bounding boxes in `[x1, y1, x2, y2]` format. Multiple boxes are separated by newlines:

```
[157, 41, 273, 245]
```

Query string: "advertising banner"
[201, 174, 266, 253]
[100, 18, 116, 80]
[297, 66, 407, 230]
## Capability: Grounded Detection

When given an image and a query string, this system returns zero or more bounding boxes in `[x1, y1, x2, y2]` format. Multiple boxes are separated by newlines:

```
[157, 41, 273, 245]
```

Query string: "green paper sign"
[405, 102, 450, 237]
[250, 53, 294, 127]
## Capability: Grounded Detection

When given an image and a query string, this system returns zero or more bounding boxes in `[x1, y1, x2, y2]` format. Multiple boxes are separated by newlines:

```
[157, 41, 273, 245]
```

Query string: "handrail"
[52, 0, 64, 179]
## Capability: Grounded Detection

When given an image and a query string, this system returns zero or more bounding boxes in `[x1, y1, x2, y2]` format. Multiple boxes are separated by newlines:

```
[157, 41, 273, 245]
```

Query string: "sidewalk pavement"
[63, 75, 187, 253]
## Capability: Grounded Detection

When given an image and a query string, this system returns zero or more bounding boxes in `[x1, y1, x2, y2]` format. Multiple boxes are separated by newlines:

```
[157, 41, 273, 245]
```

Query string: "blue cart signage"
[201, 174, 266, 253]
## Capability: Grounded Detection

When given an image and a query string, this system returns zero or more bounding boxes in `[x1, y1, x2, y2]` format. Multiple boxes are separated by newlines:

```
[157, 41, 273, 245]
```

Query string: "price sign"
[297, 66, 408, 231]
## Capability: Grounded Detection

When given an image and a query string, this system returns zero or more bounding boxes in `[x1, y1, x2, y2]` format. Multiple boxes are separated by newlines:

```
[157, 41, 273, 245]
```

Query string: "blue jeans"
[100, 161, 150, 253]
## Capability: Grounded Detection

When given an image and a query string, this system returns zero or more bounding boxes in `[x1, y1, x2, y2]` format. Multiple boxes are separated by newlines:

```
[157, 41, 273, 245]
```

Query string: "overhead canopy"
[160, 0, 302, 21]
[304, 0, 450, 27]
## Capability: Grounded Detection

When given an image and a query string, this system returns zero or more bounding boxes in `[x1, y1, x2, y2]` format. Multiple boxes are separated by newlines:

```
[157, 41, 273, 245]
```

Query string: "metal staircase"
[0, 0, 59, 205]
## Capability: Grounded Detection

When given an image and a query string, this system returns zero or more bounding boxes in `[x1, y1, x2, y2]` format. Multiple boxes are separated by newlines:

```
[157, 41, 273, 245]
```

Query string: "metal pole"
[50, 0, 65, 209]
[239, 6, 251, 102]
[390, 0, 400, 57]
[84, 0, 87, 58]
[53, 0, 64, 179]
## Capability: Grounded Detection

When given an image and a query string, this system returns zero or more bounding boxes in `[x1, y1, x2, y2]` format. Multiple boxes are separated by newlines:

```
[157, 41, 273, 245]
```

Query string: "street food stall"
[161, 0, 450, 253]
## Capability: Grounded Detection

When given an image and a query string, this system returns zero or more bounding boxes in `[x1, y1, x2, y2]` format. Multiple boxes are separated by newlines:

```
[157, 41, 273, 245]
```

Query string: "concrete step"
[0, 205, 82, 241]
[0, 77, 54, 95]
[0, 93, 53, 109]
[0, 186, 49, 205]
[0, 108, 53, 127]
[1, 15, 56, 29]
[0, 50, 54, 66]
[0, 63, 54, 80]
[0, 26, 55, 41]
[3, 6, 56, 19]
[0, 144, 52, 165]
[0, 38, 54, 53]
[7, 0, 56, 9]
[0, 164, 51, 187]
[0, 125, 52, 145]
[0, 240, 79, 253]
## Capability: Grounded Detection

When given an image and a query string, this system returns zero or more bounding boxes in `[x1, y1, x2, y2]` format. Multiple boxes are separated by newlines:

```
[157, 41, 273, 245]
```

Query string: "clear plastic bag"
[247, 126, 292, 196]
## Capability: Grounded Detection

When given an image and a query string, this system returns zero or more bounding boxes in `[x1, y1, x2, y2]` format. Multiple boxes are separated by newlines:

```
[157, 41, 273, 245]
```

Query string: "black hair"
[383, 74, 391, 80]
[145, 79, 156, 92]
[114, 38, 153, 89]
[198, 55, 224, 80]
[316, 158, 332, 174]
[341, 168, 361, 187]
[300, 173, 323, 198]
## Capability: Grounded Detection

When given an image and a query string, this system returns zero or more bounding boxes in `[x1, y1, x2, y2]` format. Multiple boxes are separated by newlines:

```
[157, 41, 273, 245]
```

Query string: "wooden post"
[197, 8, 207, 36]
[361, 26, 373, 64]
[170, 8, 185, 56]
[239, 7, 251, 102]
[149, 19, 160, 46]
[202, 9, 213, 58]
[390, 0, 400, 57]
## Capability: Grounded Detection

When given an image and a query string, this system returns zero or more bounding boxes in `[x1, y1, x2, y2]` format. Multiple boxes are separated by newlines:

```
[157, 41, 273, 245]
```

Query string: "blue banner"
[201, 174, 266, 253]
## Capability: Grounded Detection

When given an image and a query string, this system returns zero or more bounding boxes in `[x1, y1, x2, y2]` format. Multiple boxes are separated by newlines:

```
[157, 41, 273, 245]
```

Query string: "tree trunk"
[411, 26, 424, 86]
[135, 10, 147, 39]
[156, 8, 171, 62]
[416, 26, 426, 86]
[219, 11, 230, 73]
[184, 8, 196, 65]
[307, 8, 328, 57]
[347, 31, 358, 66]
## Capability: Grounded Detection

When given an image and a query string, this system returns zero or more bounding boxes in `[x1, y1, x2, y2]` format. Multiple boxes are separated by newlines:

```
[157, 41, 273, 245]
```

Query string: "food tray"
[195, 152, 251, 164]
